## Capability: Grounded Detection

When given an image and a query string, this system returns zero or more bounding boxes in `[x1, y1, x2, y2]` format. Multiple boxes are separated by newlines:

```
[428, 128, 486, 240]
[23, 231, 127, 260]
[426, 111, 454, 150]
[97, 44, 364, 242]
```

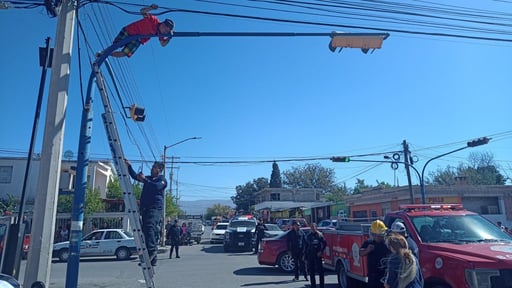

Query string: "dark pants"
[307, 255, 324, 288]
[367, 272, 385, 288]
[169, 243, 179, 258]
[254, 236, 262, 253]
[291, 250, 307, 279]
[141, 208, 161, 257]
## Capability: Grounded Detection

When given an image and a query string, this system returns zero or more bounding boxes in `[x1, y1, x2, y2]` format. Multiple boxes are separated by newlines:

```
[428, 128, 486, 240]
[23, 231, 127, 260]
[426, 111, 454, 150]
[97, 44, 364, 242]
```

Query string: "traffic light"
[328, 32, 389, 53]
[130, 105, 146, 122]
[467, 137, 490, 147]
[331, 156, 350, 162]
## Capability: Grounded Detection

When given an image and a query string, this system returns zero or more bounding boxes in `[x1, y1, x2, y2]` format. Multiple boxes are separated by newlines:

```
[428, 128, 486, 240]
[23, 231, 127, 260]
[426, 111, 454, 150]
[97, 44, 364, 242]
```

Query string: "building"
[345, 184, 512, 227]
[0, 157, 115, 207]
[254, 188, 338, 224]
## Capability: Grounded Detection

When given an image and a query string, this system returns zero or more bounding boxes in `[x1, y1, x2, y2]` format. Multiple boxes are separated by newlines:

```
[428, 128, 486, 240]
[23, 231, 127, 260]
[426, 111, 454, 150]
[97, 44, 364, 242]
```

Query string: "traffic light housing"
[467, 137, 490, 147]
[130, 105, 146, 122]
[328, 32, 389, 53]
[331, 156, 350, 162]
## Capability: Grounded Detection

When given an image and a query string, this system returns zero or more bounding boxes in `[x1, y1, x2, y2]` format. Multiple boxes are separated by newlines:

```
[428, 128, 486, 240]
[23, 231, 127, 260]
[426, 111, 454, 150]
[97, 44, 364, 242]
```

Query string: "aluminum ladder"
[93, 62, 156, 288]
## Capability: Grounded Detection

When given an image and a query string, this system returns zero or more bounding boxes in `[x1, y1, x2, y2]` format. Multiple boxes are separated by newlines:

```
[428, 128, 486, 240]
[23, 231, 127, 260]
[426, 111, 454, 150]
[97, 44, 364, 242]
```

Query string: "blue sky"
[1, 0, 511, 202]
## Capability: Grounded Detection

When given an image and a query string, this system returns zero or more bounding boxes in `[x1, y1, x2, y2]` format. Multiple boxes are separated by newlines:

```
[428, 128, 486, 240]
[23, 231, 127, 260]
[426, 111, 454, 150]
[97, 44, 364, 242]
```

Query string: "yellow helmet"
[370, 220, 387, 235]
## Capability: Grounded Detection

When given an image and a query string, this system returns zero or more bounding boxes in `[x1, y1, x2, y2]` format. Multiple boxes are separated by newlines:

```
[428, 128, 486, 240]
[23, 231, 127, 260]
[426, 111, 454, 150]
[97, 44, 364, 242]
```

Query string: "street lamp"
[161, 137, 201, 246]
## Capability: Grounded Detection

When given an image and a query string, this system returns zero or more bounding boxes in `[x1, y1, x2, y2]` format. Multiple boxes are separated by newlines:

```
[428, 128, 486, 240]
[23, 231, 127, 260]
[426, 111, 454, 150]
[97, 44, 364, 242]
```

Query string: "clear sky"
[1, 0, 511, 202]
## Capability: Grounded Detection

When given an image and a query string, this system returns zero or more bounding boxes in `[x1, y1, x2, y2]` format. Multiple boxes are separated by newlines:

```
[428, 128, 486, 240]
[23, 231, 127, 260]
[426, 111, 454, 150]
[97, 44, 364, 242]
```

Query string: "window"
[105, 231, 122, 240]
[270, 193, 280, 201]
[0, 166, 13, 183]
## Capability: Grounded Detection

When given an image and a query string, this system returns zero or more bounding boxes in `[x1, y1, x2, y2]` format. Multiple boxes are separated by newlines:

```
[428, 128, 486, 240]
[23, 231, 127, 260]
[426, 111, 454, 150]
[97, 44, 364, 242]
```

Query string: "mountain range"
[179, 199, 234, 215]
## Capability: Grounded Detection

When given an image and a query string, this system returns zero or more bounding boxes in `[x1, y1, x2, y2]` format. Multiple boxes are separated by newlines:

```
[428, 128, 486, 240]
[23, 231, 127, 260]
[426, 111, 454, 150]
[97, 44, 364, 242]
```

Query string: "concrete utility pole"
[24, 1, 76, 286]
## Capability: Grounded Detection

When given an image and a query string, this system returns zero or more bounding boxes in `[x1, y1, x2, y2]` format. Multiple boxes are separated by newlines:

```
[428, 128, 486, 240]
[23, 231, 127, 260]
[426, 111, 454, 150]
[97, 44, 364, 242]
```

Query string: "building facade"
[0, 157, 114, 207]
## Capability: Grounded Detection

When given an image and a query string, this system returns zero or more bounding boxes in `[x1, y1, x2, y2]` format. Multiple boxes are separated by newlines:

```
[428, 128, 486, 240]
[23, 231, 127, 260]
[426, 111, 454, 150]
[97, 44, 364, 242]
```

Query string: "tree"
[232, 177, 268, 212]
[269, 161, 283, 188]
[165, 193, 182, 217]
[0, 194, 19, 215]
[282, 163, 337, 193]
[106, 177, 142, 200]
[324, 183, 348, 203]
[84, 187, 105, 215]
[428, 151, 506, 185]
[352, 178, 373, 194]
[205, 203, 232, 220]
[57, 195, 73, 213]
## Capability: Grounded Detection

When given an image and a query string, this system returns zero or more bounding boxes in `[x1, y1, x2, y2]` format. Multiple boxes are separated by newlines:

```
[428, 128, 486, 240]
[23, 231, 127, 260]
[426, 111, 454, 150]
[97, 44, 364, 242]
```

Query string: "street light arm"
[164, 137, 202, 151]
[420, 146, 467, 184]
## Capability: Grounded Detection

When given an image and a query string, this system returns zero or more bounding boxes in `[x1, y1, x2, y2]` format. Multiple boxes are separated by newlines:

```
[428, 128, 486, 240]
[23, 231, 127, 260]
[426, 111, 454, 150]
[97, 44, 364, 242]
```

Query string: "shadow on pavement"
[200, 245, 225, 253]
[234, 266, 284, 276]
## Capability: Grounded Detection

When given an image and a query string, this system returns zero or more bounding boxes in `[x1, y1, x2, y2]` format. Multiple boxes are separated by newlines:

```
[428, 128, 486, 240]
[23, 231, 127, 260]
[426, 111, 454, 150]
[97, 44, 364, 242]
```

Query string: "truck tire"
[337, 262, 349, 288]
[277, 251, 295, 273]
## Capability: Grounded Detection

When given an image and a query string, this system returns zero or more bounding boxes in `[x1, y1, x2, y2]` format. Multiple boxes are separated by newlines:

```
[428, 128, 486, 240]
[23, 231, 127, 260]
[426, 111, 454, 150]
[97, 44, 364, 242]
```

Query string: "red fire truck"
[323, 204, 512, 288]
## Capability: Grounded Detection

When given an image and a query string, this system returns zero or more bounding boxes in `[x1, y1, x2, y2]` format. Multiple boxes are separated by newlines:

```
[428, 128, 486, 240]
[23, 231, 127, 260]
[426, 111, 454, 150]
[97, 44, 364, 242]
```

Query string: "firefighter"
[360, 220, 390, 288]
[304, 223, 326, 288]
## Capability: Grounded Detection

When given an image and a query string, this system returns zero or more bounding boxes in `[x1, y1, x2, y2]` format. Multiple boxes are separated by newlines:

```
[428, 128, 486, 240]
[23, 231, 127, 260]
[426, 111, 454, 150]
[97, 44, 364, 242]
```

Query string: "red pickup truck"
[323, 204, 512, 288]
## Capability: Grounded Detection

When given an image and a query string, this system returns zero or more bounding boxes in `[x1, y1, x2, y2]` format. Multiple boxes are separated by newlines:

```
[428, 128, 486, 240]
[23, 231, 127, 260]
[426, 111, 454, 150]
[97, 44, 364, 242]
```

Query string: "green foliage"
[0, 194, 19, 214]
[106, 178, 122, 199]
[106, 177, 142, 200]
[57, 195, 73, 213]
[324, 184, 348, 203]
[165, 193, 182, 217]
[352, 178, 372, 194]
[205, 203, 232, 220]
[269, 161, 283, 188]
[85, 187, 105, 215]
[231, 177, 268, 212]
[282, 163, 337, 193]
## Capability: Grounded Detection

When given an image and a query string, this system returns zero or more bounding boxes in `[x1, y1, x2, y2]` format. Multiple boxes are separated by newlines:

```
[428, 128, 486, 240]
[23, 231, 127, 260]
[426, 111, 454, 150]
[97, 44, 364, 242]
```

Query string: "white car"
[52, 229, 137, 262]
[210, 222, 229, 244]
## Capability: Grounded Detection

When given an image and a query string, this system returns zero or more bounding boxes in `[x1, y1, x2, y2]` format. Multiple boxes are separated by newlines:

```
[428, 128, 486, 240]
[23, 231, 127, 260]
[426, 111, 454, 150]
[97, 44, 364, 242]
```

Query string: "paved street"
[18, 230, 340, 288]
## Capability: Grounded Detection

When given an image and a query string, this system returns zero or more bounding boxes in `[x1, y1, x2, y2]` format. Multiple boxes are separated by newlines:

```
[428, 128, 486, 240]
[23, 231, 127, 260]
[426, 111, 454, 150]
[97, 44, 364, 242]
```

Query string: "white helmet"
[391, 221, 406, 233]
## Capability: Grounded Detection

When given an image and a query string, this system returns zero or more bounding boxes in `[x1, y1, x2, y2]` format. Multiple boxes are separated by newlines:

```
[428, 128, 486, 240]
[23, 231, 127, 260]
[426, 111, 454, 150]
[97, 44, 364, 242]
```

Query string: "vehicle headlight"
[465, 269, 500, 288]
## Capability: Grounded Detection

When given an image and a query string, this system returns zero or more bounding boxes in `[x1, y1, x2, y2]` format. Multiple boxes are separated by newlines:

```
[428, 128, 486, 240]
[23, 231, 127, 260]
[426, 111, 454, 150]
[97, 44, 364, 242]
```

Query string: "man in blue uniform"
[125, 159, 167, 266]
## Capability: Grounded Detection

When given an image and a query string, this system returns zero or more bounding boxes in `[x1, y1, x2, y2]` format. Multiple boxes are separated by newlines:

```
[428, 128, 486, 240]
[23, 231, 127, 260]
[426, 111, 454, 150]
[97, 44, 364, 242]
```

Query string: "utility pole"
[402, 140, 415, 204]
[24, 1, 76, 286]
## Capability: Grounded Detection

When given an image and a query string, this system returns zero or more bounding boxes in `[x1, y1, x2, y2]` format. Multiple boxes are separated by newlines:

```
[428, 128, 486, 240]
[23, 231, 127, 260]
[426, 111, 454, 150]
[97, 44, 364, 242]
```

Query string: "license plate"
[238, 242, 245, 246]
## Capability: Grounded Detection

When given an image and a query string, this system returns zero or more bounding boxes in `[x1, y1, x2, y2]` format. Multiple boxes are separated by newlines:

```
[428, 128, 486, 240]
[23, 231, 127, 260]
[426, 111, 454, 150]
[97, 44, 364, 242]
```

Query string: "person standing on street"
[287, 221, 308, 281]
[360, 220, 390, 288]
[384, 234, 423, 288]
[253, 219, 266, 254]
[125, 159, 167, 266]
[389, 221, 419, 259]
[305, 223, 327, 288]
[167, 219, 182, 259]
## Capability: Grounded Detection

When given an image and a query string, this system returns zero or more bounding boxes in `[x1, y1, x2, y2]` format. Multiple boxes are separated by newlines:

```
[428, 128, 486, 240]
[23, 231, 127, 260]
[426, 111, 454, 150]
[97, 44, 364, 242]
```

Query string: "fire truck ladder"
[93, 61, 156, 287]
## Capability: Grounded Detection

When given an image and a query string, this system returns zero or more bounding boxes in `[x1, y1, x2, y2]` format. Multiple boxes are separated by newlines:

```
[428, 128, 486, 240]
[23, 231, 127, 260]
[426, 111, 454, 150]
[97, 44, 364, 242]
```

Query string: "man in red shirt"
[111, 4, 174, 58]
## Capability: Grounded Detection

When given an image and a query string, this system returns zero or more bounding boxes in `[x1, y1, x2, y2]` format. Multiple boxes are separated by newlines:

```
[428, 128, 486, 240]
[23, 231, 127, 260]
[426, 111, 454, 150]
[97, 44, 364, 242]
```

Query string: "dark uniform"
[287, 225, 307, 280]
[167, 220, 182, 258]
[254, 221, 266, 254]
[305, 230, 327, 288]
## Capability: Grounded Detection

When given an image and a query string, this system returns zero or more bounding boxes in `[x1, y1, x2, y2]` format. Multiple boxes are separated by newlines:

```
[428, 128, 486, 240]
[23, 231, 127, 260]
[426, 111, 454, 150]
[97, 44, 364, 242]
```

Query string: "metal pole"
[420, 146, 468, 204]
[161, 147, 167, 246]
[2, 37, 52, 279]
[24, 1, 76, 286]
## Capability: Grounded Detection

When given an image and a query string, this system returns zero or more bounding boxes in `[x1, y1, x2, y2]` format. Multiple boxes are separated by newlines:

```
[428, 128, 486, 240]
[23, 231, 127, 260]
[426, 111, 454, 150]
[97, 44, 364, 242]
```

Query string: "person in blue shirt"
[384, 234, 423, 288]
[125, 159, 167, 266]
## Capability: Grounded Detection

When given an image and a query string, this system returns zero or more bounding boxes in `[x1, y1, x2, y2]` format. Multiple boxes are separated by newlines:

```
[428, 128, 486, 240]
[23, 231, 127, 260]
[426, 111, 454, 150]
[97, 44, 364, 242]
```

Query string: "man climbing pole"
[109, 3, 174, 58]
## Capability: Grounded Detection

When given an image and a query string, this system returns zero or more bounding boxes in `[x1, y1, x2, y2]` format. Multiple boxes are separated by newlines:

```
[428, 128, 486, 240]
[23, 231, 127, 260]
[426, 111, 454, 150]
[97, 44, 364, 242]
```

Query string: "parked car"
[210, 222, 229, 244]
[257, 226, 332, 272]
[276, 218, 308, 231]
[52, 229, 136, 262]
[318, 219, 337, 229]
[252, 223, 286, 247]
[223, 219, 257, 252]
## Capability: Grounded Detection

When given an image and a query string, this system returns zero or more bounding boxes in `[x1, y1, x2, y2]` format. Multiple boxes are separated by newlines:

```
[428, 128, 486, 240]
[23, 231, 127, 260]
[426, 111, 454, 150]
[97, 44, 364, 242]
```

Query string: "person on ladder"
[125, 159, 167, 266]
